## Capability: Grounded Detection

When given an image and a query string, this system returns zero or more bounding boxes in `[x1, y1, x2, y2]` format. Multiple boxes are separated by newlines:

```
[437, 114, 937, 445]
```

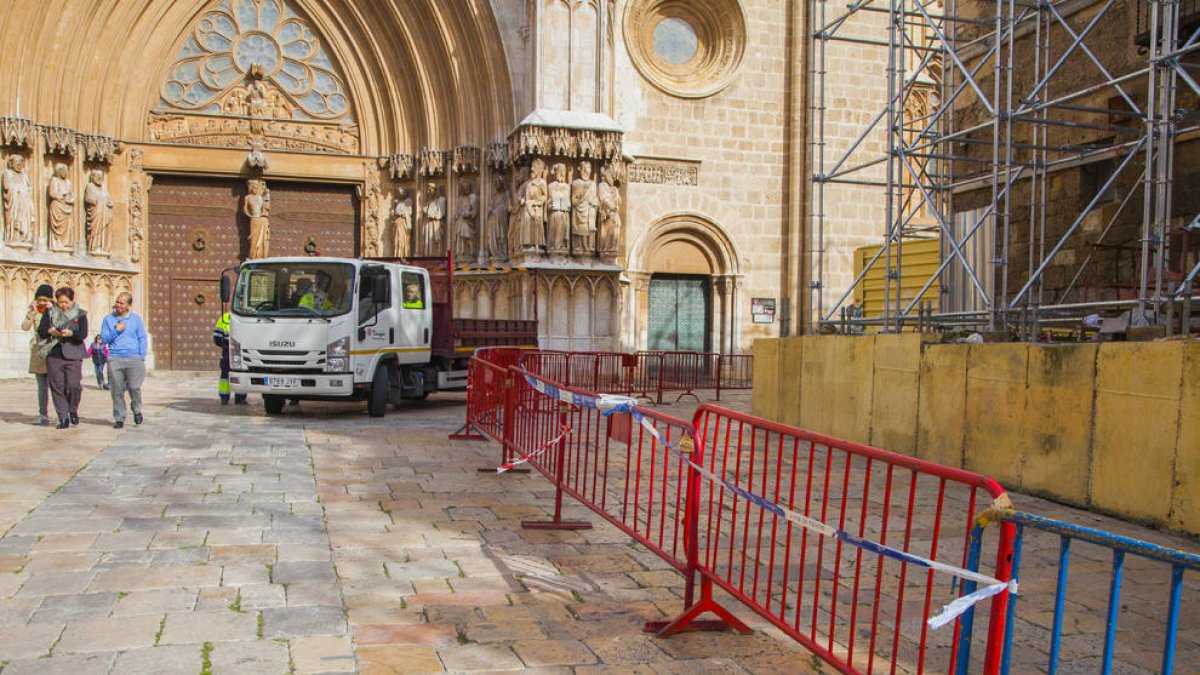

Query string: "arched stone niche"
[629, 214, 742, 353]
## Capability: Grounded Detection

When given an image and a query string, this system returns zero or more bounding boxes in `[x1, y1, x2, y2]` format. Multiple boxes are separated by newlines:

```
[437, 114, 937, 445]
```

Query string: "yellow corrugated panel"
[852, 237, 941, 319]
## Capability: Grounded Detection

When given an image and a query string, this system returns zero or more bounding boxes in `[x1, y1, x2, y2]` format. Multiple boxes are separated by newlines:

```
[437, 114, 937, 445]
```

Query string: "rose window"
[158, 0, 352, 122]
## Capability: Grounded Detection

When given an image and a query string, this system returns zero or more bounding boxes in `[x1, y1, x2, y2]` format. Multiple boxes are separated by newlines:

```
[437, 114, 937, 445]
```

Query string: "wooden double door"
[147, 177, 359, 370]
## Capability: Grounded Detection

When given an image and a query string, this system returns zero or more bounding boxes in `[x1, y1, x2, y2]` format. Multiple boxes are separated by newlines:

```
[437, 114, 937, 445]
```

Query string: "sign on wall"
[751, 297, 776, 324]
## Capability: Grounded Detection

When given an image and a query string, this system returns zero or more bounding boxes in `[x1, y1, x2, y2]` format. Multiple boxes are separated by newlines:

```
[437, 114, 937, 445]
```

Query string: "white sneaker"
[35, 415, 50, 426]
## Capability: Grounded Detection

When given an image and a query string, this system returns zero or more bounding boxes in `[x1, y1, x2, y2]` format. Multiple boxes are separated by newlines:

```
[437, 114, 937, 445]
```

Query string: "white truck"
[221, 255, 537, 416]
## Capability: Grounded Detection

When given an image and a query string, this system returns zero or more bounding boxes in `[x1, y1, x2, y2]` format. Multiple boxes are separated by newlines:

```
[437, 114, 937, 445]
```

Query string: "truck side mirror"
[220, 274, 231, 304]
[372, 275, 389, 302]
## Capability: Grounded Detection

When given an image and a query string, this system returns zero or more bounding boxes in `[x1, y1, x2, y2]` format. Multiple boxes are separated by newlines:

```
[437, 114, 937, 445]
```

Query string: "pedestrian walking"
[88, 334, 109, 389]
[100, 292, 148, 429]
[37, 287, 88, 429]
[212, 310, 247, 405]
[21, 283, 55, 425]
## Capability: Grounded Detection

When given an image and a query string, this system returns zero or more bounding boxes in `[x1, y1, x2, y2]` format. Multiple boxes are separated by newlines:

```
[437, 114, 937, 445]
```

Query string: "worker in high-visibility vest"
[212, 311, 247, 405]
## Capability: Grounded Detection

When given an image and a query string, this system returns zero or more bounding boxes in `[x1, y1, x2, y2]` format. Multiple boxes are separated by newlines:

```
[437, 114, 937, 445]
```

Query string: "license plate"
[267, 377, 300, 389]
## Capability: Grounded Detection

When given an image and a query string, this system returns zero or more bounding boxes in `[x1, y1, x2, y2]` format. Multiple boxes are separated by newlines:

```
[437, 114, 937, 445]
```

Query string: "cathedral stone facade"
[0, 0, 812, 374]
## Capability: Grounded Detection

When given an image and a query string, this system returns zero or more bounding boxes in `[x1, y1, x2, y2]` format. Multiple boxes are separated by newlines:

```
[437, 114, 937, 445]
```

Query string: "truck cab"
[226, 257, 435, 415]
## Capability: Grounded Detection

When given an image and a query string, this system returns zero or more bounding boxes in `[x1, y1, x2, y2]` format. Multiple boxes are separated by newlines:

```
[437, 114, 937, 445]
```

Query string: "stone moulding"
[453, 146, 481, 174]
[628, 157, 701, 186]
[42, 126, 77, 156]
[0, 116, 35, 148]
[487, 142, 509, 169]
[419, 147, 448, 177]
[80, 134, 117, 163]
[146, 111, 359, 154]
[507, 126, 623, 163]
[386, 153, 415, 180]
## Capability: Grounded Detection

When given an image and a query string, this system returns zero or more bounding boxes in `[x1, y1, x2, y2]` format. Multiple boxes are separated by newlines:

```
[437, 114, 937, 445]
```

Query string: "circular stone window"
[625, 0, 746, 98]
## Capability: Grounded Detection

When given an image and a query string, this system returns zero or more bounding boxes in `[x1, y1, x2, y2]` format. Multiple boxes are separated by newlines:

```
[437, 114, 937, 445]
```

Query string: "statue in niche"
[391, 186, 413, 257]
[597, 164, 622, 258]
[128, 177, 148, 262]
[421, 183, 446, 256]
[571, 161, 598, 256]
[452, 181, 478, 261]
[83, 169, 114, 254]
[484, 173, 509, 261]
[359, 176, 383, 258]
[516, 158, 547, 252]
[546, 163, 571, 257]
[47, 163, 76, 251]
[507, 166, 528, 258]
[2, 155, 35, 246]
[244, 179, 270, 259]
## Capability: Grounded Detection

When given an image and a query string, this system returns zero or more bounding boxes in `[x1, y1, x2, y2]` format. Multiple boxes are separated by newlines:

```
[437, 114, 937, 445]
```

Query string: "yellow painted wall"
[752, 336, 1200, 535]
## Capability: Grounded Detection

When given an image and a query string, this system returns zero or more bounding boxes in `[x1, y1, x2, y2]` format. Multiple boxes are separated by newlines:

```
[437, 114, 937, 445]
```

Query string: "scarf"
[39, 302, 81, 358]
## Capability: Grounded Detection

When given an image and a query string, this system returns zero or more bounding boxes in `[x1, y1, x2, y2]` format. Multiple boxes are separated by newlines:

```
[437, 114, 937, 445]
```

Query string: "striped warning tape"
[516, 368, 1017, 629]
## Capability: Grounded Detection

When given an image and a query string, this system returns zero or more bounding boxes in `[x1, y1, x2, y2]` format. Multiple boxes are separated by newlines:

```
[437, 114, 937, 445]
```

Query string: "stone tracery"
[158, 0, 353, 123]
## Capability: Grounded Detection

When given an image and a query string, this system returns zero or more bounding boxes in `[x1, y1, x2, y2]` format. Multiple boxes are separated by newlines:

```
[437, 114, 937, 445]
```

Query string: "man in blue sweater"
[100, 292, 148, 429]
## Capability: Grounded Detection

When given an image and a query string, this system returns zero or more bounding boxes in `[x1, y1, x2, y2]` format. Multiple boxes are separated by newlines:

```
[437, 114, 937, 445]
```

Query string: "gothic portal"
[0, 0, 811, 374]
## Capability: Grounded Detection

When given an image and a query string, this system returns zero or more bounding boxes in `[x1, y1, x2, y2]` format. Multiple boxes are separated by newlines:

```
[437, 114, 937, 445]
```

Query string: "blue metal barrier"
[972, 510, 1200, 675]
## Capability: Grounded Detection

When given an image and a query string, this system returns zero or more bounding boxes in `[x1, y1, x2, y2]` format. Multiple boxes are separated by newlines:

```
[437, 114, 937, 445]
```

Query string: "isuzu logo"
[269, 340, 296, 347]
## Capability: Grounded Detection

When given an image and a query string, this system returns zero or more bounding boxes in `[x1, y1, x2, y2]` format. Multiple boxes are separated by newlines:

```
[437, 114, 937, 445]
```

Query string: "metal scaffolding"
[808, 0, 1200, 337]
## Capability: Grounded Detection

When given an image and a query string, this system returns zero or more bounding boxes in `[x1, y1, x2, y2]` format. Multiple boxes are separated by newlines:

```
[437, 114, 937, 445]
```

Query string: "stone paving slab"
[0, 371, 1197, 673]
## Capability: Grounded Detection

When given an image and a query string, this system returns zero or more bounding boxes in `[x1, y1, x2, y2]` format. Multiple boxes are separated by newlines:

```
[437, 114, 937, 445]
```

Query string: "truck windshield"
[232, 262, 354, 319]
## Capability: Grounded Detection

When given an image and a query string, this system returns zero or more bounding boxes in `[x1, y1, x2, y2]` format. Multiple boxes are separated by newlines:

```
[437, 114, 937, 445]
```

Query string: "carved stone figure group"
[505, 159, 619, 259]
[1, 156, 123, 256]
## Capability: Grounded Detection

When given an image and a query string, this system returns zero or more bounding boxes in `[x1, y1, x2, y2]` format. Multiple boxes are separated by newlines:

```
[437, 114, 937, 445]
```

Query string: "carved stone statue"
[83, 169, 114, 254]
[484, 173, 509, 261]
[244, 179, 270, 259]
[516, 159, 548, 252]
[571, 161, 598, 256]
[47, 163, 76, 251]
[128, 177, 147, 262]
[547, 163, 571, 257]
[360, 176, 383, 258]
[2, 155, 35, 246]
[507, 166, 528, 258]
[422, 182, 446, 256]
[597, 164, 621, 258]
[391, 186, 413, 257]
[453, 181, 478, 261]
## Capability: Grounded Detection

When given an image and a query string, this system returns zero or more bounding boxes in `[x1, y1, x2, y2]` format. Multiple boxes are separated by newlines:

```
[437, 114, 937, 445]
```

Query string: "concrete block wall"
[752, 335, 1200, 535]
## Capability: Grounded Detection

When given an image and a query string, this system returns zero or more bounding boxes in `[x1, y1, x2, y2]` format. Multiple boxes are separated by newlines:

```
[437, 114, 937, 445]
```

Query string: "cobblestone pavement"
[0, 373, 1195, 674]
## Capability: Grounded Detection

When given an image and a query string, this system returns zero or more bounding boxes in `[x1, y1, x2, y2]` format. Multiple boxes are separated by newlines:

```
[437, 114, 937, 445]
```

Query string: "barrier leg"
[645, 577, 751, 636]
[522, 405, 591, 530]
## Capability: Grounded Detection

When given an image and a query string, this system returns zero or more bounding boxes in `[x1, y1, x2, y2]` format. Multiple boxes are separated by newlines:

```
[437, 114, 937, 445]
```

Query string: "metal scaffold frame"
[808, 0, 1200, 337]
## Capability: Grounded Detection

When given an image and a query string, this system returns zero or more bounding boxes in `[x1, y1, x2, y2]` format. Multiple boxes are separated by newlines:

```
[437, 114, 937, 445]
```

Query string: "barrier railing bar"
[891, 469, 919, 674]
[919, 478, 949, 672]
[867, 462, 895, 674]
[1102, 549, 1125, 675]
[828, 452, 851, 654]
[1047, 537, 1070, 675]
[951, 486, 980, 668]
[1162, 565, 1183, 675]
[999, 522, 1025, 675]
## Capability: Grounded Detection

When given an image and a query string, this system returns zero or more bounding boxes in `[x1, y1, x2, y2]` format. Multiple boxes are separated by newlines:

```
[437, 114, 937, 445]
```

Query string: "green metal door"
[648, 275, 710, 352]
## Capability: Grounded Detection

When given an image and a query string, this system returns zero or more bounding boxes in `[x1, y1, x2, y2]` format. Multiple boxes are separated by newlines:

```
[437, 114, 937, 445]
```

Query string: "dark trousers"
[93, 363, 107, 387]
[46, 355, 83, 422]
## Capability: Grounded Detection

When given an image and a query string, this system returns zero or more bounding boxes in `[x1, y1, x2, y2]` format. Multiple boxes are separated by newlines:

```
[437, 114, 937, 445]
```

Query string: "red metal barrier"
[463, 352, 1015, 673]
[510, 369, 699, 571]
[670, 404, 1015, 674]
[716, 353, 753, 400]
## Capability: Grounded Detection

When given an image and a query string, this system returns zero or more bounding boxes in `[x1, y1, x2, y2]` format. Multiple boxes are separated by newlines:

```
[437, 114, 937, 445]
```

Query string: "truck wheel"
[263, 394, 284, 415]
[368, 364, 390, 417]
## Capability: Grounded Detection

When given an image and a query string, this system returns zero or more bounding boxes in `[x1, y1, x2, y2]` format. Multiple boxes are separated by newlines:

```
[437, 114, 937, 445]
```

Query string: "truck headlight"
[229, 337, 243, 370]
[326, 337, 350, 373]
